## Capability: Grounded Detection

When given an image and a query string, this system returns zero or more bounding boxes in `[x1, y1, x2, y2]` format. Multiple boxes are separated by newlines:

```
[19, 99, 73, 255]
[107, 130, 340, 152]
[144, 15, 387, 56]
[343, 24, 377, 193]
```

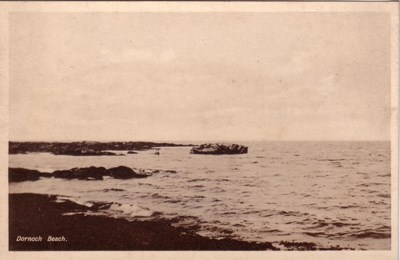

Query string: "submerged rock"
[190, 143, 248, 155]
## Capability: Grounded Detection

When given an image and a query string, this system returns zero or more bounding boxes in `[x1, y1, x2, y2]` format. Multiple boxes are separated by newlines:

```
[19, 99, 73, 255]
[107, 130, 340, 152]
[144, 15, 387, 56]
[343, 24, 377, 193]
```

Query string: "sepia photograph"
[1, 1, 398, 257]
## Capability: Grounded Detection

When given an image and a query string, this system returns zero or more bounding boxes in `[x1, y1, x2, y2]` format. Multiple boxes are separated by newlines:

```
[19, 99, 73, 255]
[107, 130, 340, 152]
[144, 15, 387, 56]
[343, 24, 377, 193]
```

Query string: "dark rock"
[190, 143, 248, 155]
[8, 166, 150, 182]
[107, 166, 147, 179]
[9, 168, 43, 182]
[127, 151, 138, 154]
[57, 149, 118, 156]
[9, 193, 281, 250]
[52, 167, 108, 180]
[9, 141, 194, 155]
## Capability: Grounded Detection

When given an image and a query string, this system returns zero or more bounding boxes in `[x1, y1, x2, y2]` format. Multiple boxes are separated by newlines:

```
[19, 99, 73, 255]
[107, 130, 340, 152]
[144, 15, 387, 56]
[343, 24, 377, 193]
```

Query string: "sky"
[9, 12, 391, 141]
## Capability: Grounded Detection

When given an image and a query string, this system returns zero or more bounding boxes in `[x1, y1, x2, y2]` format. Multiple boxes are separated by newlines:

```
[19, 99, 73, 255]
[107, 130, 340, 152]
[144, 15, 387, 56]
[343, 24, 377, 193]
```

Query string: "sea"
[9, 141, 391, 250]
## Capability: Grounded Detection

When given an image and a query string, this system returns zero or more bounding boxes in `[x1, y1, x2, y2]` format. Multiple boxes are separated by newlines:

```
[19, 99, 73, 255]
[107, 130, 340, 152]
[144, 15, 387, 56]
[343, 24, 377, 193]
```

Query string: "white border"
[0, 2, 398, 260]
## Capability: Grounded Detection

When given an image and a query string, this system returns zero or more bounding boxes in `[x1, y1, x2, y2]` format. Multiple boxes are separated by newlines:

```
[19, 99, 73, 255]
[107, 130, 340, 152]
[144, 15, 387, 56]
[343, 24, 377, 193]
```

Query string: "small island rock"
[190, 143, 248, 155]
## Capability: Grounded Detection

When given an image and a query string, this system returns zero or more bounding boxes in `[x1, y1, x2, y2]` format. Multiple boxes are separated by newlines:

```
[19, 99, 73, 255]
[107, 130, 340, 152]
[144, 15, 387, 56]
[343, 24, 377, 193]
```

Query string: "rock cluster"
[59, 149, 119, 156]
[190, 143, 248, 155]
[9, 141, 193, 155]
[9, 166, 149, 182]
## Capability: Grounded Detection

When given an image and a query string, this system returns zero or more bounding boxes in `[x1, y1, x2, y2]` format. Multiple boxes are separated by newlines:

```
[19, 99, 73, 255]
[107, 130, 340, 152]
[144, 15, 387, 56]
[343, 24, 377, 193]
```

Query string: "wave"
[103, 188, 125, 192]
[151, 193, 170, 199]
[351, 229, 391, 239]
[357, 183, 386, 187]
[164, 199, 182, 203]
[190, 184, 205, 188]
[56, 195, 155, 220]
[316, 158, 346, 162]
[108, 203, 154, 218]
[377, 194, 390, 198]
[260, 229, 282, 233]
[303, 231, 326, 237]
[55, 196, 95, 208]
[338, 204, 363, 209]
[215, 178, 230, 182]
[243, 210, 262, 215]
[187, 178, 209, 182]
[303, 224, 390, 240]
[279, 210, 309, 217]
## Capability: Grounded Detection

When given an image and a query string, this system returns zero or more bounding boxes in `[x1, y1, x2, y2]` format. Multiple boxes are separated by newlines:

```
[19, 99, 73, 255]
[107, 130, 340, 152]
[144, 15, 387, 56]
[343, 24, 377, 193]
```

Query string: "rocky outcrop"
[9, 168, 45, 182]
[58, 149, 119, 156]
[108, 166, 147, 179]
[9, 166, 150, 182]
[9, 193, 282, 250]
[52, 167, 109, 180]
[9, 141, 194, 155]
[190, 143, 248, 155]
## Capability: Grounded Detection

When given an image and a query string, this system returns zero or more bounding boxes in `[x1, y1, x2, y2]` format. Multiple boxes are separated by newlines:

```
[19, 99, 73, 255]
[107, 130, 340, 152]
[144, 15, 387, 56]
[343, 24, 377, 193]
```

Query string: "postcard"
[0, 1, 398, 260]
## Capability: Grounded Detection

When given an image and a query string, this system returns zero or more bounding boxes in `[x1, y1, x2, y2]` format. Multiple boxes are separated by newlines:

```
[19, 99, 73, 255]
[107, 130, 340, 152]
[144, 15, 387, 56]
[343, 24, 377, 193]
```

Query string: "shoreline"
[9, 193, 354, 251]
[9, 193, 277, 251]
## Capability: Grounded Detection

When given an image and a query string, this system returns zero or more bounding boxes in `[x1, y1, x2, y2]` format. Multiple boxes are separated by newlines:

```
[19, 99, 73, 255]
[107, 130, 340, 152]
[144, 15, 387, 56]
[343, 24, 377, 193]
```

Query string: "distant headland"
[8, 141, 193, 156]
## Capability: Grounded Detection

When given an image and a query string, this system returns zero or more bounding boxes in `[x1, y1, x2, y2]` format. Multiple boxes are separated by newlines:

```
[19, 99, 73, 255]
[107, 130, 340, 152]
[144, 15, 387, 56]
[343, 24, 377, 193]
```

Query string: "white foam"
[109, 203, 153, 217]
[56, 196, 94, 208]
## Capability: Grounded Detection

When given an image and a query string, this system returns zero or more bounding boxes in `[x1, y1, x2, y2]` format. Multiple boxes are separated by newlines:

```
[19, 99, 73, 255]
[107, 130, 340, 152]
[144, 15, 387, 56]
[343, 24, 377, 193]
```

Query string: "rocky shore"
[9, 141, 193, 155]
[9, 193, 277, 250]
[9, 193, 353, 250]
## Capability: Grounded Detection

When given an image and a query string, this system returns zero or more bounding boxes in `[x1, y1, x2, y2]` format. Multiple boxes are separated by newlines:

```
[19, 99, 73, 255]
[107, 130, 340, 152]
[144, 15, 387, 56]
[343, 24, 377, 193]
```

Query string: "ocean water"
[9, 141, 391, 250]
